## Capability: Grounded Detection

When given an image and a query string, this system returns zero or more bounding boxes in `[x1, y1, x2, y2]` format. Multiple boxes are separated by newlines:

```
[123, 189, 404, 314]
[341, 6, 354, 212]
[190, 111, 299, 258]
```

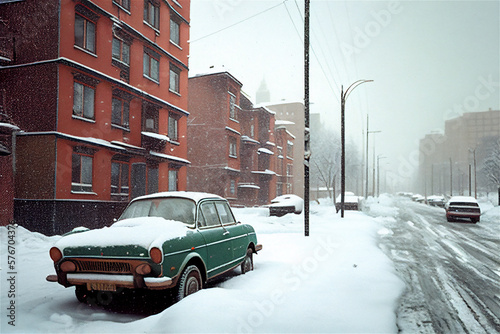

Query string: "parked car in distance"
[268, 194, 303, 217]
[411, 194, 425, 203]
[427, 195, 446, 208]
[445, 196, 481, 223]
[335, 192, 361, 213]
[47, 192, 262, 305]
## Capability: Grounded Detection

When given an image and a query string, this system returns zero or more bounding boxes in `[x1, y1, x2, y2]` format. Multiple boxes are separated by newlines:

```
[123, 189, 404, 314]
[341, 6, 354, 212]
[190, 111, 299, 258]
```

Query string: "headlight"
[150, 247, 163, 264]
[60, 261, 76, 272]
[49, 247, 63, 262]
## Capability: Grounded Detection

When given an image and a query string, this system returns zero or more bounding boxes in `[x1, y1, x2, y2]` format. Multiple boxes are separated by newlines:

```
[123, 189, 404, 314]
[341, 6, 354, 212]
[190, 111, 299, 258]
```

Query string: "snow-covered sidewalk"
[1, 200, 405, 333]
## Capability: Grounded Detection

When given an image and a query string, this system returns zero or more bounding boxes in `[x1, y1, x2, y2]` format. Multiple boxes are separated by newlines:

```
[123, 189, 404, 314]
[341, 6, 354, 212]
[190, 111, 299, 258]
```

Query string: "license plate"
[88, 282, 116, 292]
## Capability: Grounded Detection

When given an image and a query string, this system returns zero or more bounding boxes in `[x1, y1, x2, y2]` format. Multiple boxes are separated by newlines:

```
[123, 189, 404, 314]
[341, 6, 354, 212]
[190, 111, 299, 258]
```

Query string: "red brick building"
[0, 0, 190, 234]
[187, 71, 294, 206]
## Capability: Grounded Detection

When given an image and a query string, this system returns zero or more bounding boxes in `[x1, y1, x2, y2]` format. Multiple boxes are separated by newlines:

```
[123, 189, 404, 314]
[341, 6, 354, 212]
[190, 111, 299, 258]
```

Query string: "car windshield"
[119, 198, 196, 225]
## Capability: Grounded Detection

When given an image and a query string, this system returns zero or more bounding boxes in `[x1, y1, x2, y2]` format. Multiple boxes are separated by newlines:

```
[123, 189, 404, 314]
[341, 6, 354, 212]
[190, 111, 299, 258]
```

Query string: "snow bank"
[1, 202, 405, 333]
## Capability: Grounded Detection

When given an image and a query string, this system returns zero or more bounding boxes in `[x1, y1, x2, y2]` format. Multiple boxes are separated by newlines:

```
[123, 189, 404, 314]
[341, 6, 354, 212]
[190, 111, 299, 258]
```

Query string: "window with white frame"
[72, 153, 93, 192]
[143, 50, 159, 82]
[73, 81, 95, 120]
[287, 140, 294, 158]
[74, 13, 96, 53]
[144, 0, 160, 29]
[229, 94, 237, 120]
[230, 179, 236, 195]
[170, 17, 180, 45]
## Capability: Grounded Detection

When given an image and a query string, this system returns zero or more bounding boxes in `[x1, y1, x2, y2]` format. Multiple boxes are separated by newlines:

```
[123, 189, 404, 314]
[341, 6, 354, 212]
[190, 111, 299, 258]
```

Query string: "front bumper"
[46, 273, 172, 290]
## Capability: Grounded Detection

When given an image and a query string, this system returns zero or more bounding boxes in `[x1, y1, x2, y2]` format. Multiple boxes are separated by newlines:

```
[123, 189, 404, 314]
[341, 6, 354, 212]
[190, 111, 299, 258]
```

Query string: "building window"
[168, 113, 179, 141]
[144, 0, 160, 29]
[112, 37, 130, 65]
[111, 161, 129, 199]
[112, 97, 130, 128]
[72, 153, 93, 192]
[250, 123, 255, 138]
[287, 141, 294, 158]
[230, 179, 236, 195]
[113, 0, 130, 11]
[229, 94, 237, 120]
[143, 51, 159, 82]
[169, 66, 180, 94]
[168, 169, 178, 191]
[143, 104, 159, 133]
[73, 81, 95, 120]
[75, 14, 96, 53]
[170, 17, 180, 45]
[229, 137, 237, 157]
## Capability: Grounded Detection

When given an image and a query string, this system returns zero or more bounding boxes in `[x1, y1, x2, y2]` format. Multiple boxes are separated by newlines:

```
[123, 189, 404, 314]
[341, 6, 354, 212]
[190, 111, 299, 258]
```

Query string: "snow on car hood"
[55, 217, 189, 251]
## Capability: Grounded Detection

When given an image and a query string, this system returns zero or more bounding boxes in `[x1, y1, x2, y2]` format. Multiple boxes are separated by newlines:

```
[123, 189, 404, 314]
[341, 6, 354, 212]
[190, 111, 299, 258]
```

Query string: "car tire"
[471, 218, 479, 224]
[176, 265, 202, 302]
[75, 285, 96, 304]
[241, 248, 254, 274]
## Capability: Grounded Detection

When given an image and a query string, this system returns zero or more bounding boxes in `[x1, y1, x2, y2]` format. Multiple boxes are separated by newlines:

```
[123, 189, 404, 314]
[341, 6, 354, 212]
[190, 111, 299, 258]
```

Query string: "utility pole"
[304, 0, 310, 236]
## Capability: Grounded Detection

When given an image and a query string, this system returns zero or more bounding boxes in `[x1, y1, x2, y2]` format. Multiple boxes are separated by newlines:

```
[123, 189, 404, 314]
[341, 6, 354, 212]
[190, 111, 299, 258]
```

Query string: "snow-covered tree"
[478, 136, 500, 192]
[310, 125, 361, 201]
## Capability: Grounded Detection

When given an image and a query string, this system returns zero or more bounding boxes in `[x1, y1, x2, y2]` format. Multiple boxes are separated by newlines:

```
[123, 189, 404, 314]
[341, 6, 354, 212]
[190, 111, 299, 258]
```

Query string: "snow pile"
[1, 201, 405, 333]
[364, 194, 400, 218]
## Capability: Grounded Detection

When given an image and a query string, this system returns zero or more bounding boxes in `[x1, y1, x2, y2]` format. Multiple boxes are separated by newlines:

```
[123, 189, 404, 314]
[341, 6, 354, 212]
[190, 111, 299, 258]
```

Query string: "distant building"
[264, 101, 305, 198]
[187, 71, 295, 206]
[419, 109, 500, 195]
[0, 0, 191, 234]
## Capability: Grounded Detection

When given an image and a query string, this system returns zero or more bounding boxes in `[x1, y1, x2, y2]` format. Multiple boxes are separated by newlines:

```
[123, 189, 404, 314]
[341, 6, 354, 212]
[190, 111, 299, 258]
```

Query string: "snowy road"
[373, 196, 500, 333]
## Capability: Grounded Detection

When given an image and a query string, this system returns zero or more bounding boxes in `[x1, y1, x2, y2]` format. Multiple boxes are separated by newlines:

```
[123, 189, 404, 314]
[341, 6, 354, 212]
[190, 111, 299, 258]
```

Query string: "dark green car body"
[47, 192, 262, 301]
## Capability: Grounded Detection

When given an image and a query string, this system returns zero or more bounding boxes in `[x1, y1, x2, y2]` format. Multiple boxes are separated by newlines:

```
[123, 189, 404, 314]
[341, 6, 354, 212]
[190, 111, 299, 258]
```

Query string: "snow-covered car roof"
[131, 191, 224, 204]
[427, 195, 445, 201]
[269, 194, 303, 208]
[447, 196, 478, 204]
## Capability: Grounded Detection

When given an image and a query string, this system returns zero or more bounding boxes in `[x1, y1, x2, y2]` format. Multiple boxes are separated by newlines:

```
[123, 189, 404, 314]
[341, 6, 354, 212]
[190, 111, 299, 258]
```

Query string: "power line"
[190, 1, 288, 43]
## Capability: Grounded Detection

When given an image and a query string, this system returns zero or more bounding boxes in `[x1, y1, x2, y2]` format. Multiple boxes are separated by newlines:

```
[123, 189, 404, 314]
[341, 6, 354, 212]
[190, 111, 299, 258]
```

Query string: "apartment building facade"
[187, 71, 294, 206]
[419, 109, 500, 195]
[0, 0, 190, 234]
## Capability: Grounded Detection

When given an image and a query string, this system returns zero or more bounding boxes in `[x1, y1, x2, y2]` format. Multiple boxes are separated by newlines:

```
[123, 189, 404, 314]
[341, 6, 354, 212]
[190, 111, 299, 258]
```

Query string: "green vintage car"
[46, 192, 262, 304]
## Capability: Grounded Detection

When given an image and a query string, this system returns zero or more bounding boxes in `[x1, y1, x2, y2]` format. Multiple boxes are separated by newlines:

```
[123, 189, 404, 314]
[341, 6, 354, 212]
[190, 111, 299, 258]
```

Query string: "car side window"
[215, 202, 235, 225]
[200, 202, 221, 227]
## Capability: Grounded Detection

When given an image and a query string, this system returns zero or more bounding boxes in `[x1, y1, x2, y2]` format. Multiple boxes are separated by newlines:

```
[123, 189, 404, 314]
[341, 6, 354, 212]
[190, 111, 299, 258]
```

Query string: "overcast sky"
[188, 0, 500, 190]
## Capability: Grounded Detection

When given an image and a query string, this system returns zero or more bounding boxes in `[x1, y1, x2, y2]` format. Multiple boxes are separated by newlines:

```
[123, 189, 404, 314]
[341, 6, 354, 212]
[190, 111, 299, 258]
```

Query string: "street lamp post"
[340, 79, 373, 218]
[377, 155, 386, 197]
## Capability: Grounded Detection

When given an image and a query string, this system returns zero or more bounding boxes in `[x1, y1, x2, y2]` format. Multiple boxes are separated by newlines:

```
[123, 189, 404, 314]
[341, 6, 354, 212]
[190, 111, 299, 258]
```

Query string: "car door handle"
[223, 231, 230, 236]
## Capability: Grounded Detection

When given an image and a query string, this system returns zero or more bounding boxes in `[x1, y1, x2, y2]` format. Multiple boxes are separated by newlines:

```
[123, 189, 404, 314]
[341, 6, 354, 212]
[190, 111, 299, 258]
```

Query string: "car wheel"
[241, 248, 254, 274]
[176, 265, 202, 302]
[75, 285, 96, 304]
[471, 218, 479, 224]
